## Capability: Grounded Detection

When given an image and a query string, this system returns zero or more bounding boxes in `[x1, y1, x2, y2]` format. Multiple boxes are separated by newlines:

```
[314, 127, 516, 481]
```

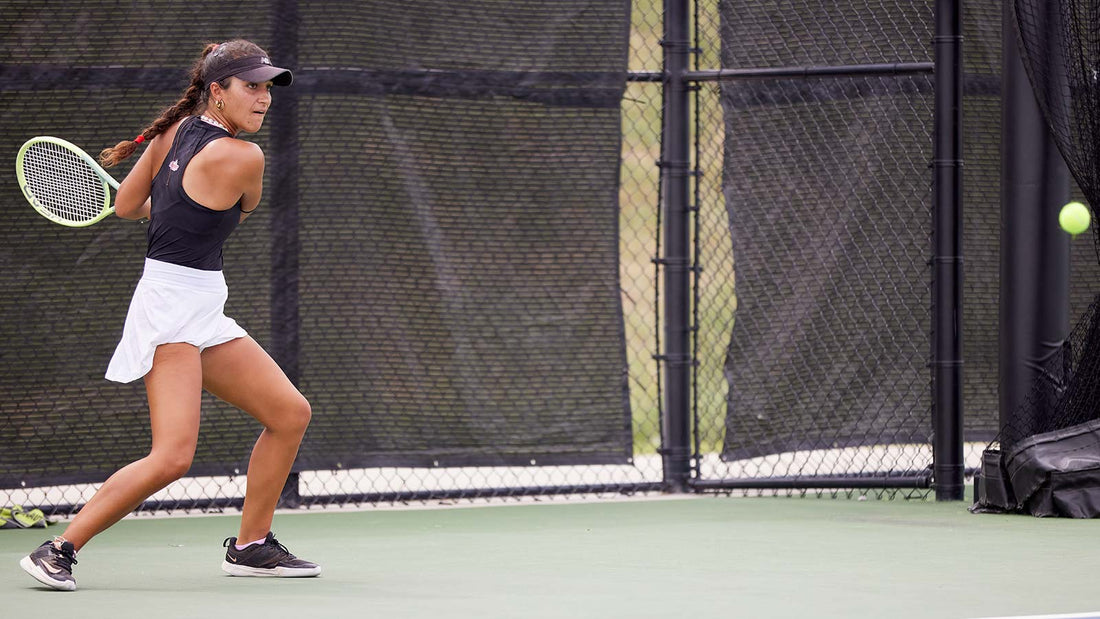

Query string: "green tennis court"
[2, 496, 1096, 618]
[6, 2, 1100, 618]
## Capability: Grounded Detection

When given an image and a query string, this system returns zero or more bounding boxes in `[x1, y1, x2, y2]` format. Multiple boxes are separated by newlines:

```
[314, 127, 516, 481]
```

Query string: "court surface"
[1, 495, 1096, 618]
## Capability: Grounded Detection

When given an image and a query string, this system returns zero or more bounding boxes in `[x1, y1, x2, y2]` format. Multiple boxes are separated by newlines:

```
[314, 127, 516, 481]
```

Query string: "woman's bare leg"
[200, 336, 311, 543]
[61, 343, 203, 552]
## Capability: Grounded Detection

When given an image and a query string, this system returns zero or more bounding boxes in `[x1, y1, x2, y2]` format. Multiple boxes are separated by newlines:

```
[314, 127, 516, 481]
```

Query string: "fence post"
[270, 0, 302, 508]
[659, 0, 693, 493]
[932, 0, 965, 501]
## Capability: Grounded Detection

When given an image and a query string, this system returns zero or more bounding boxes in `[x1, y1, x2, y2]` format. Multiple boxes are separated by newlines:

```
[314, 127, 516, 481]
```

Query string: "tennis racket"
[15, 136, 118, 227]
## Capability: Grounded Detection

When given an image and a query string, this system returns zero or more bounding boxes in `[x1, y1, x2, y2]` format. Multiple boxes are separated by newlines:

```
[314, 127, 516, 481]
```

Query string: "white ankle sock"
[234, 536, 267, 551]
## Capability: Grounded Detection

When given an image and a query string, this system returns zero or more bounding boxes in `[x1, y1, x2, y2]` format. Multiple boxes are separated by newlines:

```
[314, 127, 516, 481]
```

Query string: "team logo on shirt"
[169, 160, 179, 171]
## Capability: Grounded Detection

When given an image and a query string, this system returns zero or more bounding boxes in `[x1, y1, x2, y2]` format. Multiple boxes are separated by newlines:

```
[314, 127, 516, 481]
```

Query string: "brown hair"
[98, 39, 269, 167]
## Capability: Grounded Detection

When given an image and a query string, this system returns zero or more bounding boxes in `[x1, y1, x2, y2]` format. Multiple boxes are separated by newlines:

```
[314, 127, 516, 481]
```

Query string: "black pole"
[269, 2, 302, 508]
[269, 1, 300, 384]
[999, 1, 1071, 445]
[659, 0, 692, 493]
[932, 0, 965, 501]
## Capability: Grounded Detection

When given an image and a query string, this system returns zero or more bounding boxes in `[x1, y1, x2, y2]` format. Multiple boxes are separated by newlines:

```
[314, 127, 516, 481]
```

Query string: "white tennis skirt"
[105, 258, 247, 383]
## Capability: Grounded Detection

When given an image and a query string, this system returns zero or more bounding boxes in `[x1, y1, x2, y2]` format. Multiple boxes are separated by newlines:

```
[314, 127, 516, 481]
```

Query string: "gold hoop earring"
[215, 100, 224, 110]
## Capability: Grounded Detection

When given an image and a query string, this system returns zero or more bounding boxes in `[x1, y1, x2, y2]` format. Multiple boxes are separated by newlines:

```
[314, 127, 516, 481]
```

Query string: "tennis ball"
[1060, 201, 1091, 236]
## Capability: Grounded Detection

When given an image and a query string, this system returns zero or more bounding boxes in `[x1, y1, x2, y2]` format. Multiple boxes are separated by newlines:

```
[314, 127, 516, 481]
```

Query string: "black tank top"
[146, 116, 242, 271]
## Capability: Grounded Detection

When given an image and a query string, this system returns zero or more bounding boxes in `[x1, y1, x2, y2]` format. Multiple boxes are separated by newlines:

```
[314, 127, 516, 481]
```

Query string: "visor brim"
[234, 65, 293, 87]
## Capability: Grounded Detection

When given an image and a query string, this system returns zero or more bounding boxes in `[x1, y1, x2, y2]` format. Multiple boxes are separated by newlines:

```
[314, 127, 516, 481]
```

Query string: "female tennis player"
[19, 40, 320, 591]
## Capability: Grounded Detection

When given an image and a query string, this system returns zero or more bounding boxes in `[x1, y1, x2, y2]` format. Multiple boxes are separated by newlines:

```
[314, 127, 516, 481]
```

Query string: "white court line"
[970, 613, 1100, 619]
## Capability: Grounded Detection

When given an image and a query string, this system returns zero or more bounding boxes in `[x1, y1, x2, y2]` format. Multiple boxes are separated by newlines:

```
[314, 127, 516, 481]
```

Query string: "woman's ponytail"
[98, 43, 220, 167]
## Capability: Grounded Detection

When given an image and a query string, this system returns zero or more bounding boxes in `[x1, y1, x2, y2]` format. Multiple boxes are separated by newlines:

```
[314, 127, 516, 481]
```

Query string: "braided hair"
[98, 40, 268, 167]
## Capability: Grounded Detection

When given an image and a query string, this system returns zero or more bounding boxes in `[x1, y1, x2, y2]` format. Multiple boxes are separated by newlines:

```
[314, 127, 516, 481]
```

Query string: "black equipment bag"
[977, 418, 1100, 517]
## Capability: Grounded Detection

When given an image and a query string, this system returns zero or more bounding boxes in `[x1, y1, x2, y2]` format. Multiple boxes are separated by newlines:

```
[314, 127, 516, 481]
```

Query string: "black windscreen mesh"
[718, 2, 935, 459]
[295, 94, 631, 467]
[0, 1, 632, 487]
[962, 3, 1013, 443]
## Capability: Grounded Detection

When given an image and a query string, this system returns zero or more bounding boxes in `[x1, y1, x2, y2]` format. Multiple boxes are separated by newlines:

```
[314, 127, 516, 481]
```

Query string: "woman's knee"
[150, 449, 195, 482]
[291, 396, 312, 434]
[271, 394, 311, 436]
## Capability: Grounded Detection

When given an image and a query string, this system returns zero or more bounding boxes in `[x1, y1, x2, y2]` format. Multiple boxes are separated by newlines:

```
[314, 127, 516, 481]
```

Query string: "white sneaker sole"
[221, 560, 321, 578]
[19, 556, 77, 591]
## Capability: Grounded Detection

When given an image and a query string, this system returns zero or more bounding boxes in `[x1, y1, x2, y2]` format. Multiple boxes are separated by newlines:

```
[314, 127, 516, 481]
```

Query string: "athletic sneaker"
[221, 532, 321, 577]
[20, 539, 77, 591]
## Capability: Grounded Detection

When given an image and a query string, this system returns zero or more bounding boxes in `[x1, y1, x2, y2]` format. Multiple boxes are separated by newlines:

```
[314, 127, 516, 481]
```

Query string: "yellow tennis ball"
[1060, 201, 1091, 236]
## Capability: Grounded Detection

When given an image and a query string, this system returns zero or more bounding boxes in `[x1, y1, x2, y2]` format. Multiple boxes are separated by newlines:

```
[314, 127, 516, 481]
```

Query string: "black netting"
[0, 1, 634, 489]
[954, 2, 1100, 458]
[999, 0, 1100, 450]
[999, 294, 1100, 451]
[715, 2, 934, 463]
[1014, 1, 1100, 224]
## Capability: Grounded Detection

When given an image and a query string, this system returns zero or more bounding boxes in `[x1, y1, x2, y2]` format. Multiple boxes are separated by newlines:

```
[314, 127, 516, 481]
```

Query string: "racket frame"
[15, 136, 120, 228]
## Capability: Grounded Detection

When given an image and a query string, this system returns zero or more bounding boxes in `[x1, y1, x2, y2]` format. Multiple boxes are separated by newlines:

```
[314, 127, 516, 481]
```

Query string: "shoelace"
[50, 543, 77, 570]
[265, 534, 294, 557]
[222, 533, 295, 557]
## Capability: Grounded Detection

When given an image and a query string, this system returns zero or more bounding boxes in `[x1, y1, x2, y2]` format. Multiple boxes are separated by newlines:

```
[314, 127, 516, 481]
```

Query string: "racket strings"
[22, 142, 108, 223]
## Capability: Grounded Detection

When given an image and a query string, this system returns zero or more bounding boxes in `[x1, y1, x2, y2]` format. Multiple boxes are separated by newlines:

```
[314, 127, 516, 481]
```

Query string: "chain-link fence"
[691, 2, 940, 497]
[0, 0, 669, 517]
[1, 0, 998, 516]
